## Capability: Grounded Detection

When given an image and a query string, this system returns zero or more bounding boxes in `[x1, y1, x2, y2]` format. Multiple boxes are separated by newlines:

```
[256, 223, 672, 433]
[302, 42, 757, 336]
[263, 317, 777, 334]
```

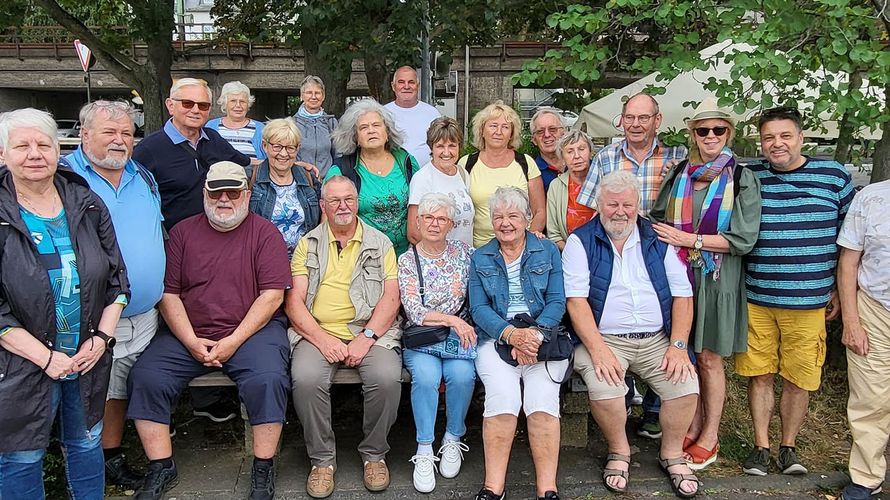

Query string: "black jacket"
[0, 165, 130, 453]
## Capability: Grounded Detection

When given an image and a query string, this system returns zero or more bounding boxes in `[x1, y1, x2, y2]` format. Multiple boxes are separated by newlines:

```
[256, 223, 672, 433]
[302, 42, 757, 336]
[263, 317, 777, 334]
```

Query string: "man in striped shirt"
[576, 93, 687, 217]
[736, 107, 854, 477]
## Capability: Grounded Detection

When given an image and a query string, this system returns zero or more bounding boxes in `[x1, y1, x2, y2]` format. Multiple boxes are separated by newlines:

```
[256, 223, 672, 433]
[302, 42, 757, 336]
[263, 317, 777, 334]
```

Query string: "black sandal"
[658, 456, 700, 498]
[602, 452, 630, 493]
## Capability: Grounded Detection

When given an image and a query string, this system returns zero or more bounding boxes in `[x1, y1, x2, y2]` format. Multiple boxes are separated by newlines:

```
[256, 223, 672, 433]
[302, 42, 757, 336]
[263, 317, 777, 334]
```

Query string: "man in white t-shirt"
[384, 66, 441, 165]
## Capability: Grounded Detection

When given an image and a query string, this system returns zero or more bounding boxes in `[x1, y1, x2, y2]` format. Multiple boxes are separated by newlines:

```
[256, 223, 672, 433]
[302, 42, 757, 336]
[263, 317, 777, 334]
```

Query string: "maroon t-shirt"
[164, 213, 292, 340]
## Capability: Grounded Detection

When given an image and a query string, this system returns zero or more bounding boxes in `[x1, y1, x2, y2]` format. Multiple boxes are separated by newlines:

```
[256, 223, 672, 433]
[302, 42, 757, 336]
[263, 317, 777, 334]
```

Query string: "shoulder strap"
[177, 141, 211, 172]
[732, 162, 745, 198]
[412, 245, 426, 306]
[336, 154, 361, 193]
[133, 163, 159, 197]
[514, 151, 530, 180]
[465, 152, 480, 173]
[404, 153, 416, 184]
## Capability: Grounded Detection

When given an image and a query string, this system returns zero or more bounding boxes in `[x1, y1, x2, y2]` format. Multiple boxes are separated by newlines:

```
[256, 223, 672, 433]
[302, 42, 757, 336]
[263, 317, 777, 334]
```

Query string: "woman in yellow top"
[459, 101, 545, 248]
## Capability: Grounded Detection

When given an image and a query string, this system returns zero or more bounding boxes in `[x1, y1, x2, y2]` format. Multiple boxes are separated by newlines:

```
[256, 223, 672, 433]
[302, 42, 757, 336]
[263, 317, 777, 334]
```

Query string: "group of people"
[0, 64, 886, 500]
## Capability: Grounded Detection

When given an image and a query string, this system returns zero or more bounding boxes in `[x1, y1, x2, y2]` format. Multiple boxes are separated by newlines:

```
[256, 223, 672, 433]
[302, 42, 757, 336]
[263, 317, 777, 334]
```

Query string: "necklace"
[17, 189, 59, 217]
[360, 154, 389, 175]
[417, 242, 446, 259]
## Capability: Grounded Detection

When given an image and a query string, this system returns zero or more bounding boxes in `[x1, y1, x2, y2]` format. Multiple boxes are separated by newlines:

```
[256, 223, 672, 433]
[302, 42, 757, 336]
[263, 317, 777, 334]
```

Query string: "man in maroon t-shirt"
[127, 161, 292, 500]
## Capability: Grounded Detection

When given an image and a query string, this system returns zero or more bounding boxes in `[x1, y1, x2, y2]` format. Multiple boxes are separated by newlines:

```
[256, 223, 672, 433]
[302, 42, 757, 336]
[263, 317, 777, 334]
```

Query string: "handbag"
[401, 246, 452, 349]
[496, 313, 574, 383]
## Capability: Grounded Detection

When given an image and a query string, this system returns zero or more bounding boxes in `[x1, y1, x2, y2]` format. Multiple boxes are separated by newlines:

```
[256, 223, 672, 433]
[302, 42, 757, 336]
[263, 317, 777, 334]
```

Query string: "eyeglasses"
[207, 189, 244, 200]
[694, 126, 729, 137]
[420, 214, 451, 226]
[172, 98, 212, 111]
[324, 197, 357, 207]
[533, 126, 564, 137]
[268, 143, 297, 154]
[622, 114, 654, 125]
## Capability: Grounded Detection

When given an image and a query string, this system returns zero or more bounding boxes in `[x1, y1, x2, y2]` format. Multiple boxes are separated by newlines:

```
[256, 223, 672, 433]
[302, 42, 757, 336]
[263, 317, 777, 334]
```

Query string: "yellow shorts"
[734, 302, 827, 391]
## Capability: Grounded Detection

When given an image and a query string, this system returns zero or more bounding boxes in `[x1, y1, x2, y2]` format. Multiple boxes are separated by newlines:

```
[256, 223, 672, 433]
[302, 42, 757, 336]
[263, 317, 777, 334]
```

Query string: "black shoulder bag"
[496, 312, 575, 383]
[401, 246, 452, 349]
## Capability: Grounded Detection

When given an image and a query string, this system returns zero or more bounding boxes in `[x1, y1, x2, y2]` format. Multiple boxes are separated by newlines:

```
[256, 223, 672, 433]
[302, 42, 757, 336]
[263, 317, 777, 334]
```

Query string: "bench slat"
[188, 368, 411, 387]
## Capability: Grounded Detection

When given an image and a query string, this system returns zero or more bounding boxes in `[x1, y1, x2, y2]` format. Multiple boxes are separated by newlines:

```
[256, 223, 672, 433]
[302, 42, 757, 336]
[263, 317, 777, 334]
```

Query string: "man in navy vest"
[563, 171, 700, 496]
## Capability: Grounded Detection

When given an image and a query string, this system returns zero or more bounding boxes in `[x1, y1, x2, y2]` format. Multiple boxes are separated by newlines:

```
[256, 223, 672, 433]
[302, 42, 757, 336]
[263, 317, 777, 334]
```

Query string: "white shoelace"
[409, 454, 440, 474]
[438, 440, 469, 462]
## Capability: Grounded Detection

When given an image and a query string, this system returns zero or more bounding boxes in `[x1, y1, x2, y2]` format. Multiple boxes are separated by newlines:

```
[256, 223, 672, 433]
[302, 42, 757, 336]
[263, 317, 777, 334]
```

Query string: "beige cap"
[205, 161, 248, 191]
[685, 97, 735, 127]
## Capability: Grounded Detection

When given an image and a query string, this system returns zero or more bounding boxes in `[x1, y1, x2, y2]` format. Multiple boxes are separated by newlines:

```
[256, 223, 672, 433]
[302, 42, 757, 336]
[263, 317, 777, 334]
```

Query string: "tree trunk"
[871, 84, 890, 183]
[364, 49, 393, 104]
[834, 71, 863, 165]
[301, 25, 351, 117]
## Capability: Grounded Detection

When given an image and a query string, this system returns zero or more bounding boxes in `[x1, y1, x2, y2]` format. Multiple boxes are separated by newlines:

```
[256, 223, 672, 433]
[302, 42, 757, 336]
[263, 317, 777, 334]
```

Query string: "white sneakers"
[410, 441, 470, 493]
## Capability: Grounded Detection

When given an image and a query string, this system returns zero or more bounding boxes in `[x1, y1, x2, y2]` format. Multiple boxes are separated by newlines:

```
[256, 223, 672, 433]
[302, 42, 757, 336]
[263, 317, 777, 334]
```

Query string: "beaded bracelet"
[43, 350, 54, 371]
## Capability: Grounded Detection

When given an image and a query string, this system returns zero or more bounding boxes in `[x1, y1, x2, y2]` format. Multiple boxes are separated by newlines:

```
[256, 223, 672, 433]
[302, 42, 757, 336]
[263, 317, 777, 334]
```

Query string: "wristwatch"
[363, 328, 379, 340]
[671, 339, 687, 350]
[94, 330, 116, 351]
[693, 234, 703, 251]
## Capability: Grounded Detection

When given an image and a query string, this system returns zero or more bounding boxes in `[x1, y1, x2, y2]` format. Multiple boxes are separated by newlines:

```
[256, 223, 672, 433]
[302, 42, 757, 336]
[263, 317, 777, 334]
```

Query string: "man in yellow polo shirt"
[286, 175, 402, 499]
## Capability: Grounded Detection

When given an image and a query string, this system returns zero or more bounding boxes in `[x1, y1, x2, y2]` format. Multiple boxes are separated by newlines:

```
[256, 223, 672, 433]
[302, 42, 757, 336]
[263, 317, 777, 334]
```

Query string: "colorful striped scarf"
[667, 147, 735, 281]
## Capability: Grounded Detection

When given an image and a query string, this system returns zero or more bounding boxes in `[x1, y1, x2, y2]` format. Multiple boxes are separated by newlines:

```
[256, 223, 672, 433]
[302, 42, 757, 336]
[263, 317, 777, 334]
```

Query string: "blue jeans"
[0, 380, 104, 500]
[403, 349, 476, 445]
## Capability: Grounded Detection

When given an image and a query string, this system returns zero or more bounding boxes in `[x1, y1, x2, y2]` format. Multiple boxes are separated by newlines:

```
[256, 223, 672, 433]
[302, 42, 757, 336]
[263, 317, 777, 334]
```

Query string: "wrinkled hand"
[842, 321, 870, 357]
[71, 337, 107, 374]
[43, 350, 78, 380]
[451, 317, 477, 349]
[206, 336, 242, 365]
[295, 161, 320, 179]
[317, 336, 349, 364]
[513, 348, 537, 365]
[509, 328, 542, 357]
[825, 291, 841, 321]
[661, 347, 696, 384]
[187, 337, 219, 367]
[590, 346, 624, 386]
[531, 230, 546, 240]
[652, 223, 696, 248]
[345, 336, 374, 367]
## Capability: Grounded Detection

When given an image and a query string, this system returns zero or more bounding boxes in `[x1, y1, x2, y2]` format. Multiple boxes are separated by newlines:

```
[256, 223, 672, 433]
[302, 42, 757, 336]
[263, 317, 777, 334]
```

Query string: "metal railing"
[0, 22, 224, 48]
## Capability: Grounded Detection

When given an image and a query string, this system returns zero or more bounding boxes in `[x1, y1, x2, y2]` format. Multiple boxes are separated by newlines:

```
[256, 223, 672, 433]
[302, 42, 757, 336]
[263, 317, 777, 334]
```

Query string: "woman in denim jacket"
[468, 186, 567, 500]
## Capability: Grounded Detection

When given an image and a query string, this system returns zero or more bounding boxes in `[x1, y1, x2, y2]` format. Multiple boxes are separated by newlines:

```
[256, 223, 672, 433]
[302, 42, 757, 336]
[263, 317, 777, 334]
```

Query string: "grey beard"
[205, 202, 249, 232]
[85, 149, 128, 170]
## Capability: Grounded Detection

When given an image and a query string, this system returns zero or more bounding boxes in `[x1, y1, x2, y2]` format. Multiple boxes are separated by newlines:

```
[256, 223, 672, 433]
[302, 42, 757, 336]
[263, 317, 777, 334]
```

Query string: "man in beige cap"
[127, 161, 293, 500]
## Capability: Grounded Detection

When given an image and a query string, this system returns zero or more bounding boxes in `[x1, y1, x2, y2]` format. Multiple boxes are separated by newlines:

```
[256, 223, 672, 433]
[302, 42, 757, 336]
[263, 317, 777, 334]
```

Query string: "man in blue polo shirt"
[530, 108, 566, 192]
[133, 77, 250, 231]
[66, 100, 166, 489]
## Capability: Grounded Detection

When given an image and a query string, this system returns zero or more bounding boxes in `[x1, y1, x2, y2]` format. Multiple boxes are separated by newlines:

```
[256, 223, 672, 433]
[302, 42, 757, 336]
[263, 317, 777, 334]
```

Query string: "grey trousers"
[291, 341, 402, 467]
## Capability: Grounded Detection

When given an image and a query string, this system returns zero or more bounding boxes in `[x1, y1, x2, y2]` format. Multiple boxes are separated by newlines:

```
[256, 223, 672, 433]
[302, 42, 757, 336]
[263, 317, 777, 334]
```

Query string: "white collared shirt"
[562, 227, 693, 335]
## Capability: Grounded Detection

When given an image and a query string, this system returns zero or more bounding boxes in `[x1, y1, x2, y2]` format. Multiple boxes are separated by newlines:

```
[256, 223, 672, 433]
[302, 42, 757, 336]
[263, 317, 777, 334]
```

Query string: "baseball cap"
[205, 161, 248, 191]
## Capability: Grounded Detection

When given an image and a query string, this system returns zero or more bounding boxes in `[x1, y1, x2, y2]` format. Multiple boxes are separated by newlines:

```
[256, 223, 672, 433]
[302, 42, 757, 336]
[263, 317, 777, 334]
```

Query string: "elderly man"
[836, 179, 890, 500]
[530, 108, 566, 192]
[384, 66, 441, 165]
[133, 78, 250, 231]
[736, 107, 854, 476]
[65, 100, 165, 489]
[563, 171, 700, 497]
[286, 176, 402, 498]
[127, 162, 292, 500]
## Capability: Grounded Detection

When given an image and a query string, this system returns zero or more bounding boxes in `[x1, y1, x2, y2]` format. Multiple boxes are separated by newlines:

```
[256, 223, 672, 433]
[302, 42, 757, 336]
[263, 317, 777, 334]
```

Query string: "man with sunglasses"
[530, 108, 567, 192]
[133, 78, 251, 232]
[128, 161, 292, 500]
[735, 107, 855, 476]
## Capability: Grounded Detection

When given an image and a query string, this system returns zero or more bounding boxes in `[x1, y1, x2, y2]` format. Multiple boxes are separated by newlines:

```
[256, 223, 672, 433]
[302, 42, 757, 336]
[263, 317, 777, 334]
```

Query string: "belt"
[609, 330, 663, 340]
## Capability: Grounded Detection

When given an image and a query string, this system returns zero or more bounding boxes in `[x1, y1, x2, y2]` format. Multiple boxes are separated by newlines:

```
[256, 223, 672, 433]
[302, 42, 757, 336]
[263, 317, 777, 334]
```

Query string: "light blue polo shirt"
[66, 147, 166, 317]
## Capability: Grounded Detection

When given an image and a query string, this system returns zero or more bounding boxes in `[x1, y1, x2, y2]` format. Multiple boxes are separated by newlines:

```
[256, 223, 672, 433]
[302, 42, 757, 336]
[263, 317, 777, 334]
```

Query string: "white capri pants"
[475, 341, 568, 418]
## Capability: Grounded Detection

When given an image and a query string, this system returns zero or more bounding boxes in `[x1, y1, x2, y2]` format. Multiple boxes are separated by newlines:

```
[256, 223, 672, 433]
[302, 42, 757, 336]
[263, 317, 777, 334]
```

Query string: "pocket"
[362, 265, 384, 302]
[528, 262, 552, 289]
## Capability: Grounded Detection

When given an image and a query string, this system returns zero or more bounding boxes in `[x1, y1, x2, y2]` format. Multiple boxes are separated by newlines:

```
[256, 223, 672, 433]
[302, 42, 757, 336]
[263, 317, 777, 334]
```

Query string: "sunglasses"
[207, 189, 244, 200]
[694, 126, 729, 138]
[173, 98, 212, 111]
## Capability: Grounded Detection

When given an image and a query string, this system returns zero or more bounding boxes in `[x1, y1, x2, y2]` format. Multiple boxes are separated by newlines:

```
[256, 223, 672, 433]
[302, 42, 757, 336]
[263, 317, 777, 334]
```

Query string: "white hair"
[417, 193, 456, 220]
[217, 81, 254, 113]
[321, 175, 358, 199]
[595, 170, 641, 206]
[489, 186, 532, 223]
[300, 75, 326, 93]
[530, 107, 564, 134]
[556, 130, 594, 157]
[79, 100, 136, 131]
[0, 108, 58, 148]
[331, 99, 404, 155]
[170, 78, 213, 102]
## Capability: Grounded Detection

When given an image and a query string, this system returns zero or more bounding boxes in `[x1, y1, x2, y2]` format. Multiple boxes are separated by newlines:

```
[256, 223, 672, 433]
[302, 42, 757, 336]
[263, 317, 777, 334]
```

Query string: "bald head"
[391, 66, 419, 108]
[620, 93, 662, 149]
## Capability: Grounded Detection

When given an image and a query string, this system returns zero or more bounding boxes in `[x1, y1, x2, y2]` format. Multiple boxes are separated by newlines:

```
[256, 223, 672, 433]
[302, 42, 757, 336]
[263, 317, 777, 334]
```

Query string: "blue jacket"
[572, 216, 672, 336]
[205, 117, 266, 160]
[469, 231, 566, 342]
[248, 160, 321, 232]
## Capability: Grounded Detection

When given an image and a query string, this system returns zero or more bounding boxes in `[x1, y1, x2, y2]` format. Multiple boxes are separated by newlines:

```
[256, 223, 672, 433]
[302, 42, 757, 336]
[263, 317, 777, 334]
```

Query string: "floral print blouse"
[398, 239, 473, 327]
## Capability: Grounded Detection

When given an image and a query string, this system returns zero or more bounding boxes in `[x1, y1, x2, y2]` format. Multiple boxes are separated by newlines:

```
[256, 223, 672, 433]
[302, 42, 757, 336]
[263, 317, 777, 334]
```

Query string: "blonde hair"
[471, 100, 523, 151]
[263, 117, 301, 147]
[686, 118, 735, 164]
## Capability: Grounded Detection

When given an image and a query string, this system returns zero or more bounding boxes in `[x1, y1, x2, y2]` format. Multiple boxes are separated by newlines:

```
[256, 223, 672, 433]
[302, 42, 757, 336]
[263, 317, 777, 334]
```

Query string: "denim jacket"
[248, 160, 321, 231]
[468, 231, 566, 343]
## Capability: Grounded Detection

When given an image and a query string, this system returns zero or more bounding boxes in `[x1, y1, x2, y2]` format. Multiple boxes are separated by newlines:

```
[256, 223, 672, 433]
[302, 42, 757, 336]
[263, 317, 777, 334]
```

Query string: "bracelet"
[502, 327, 516, 345]
[42, 350, 54, 371]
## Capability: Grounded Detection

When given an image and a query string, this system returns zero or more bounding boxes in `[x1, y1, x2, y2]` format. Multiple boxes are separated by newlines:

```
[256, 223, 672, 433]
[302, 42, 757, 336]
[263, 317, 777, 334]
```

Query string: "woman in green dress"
[649, 102, 761, 471]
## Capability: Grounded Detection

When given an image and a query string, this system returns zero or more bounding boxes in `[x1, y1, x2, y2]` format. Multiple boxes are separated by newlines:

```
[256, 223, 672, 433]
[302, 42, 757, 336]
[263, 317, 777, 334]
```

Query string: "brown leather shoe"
[363, 460, 390, 492]
[306, 465, 335, 498]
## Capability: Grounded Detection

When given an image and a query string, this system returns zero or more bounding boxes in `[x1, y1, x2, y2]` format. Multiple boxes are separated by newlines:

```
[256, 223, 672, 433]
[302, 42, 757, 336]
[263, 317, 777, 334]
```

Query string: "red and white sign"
[73, 39, 93, 72]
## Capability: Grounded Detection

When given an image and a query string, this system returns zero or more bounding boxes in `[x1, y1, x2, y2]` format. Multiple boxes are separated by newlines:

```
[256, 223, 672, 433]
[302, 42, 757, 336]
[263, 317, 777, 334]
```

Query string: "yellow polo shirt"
[291, 223, 398, 340]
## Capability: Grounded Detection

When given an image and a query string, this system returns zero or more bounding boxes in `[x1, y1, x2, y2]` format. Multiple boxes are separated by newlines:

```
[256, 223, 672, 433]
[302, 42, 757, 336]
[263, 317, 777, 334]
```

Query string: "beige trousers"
[847, 290, 890, 488]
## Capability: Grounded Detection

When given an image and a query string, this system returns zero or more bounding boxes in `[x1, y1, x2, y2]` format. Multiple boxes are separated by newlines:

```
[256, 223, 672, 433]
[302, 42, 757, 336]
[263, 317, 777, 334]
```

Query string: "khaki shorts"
[574, 334, 699, 402]
[734, 302, 827, 391]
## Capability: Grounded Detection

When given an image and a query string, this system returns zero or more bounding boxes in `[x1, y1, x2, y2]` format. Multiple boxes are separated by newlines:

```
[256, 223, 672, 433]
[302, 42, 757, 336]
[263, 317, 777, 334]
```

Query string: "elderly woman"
[248, 117, 321, 256]
[326, 99, 419, 255]
[407, 117, 474, 247]
[293, 75, 339, 177]
[546, 130, 597, 249]
[459, 101, 546, 248]
[0, 108, 129, 498]
[650, 102, 762, 471]
[468, 187, 567, 500]
[399, 193, 476, 493]
[206, 81, 266, 163]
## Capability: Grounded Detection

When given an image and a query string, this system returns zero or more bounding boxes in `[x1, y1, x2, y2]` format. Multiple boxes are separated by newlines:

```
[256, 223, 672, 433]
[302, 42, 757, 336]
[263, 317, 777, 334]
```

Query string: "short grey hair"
[595, 170, 641, 207]
[489, 186, 532, 224]
[621, 93, 660, 115]
[170, 77, 213, 102]
[530, 107, 564, 134]
[217, 81, 254, 113]
[331, 99, 404, 155]
[0, 108, 58, 148]
[556, 130, 594, 158]
[300, 75, 326, 93]
[321, 175, 358, 199]
[79, 100, 136, 131]
[416, 193, 456, 220]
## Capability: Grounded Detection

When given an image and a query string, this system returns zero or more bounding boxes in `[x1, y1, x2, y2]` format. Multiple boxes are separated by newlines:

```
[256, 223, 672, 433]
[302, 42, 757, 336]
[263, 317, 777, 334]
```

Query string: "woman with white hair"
[468, 187, 567, 500]
[325, 98, 419, 255]
[0, 108, 129, 498]
[399, 193, 476, 493]
[207, 81, 266, 162]
[293, 75, 339, 177]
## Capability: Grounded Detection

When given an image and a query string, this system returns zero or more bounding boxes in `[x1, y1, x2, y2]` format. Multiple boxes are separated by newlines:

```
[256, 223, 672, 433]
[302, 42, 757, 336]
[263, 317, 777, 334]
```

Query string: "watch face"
[364, 329, 375, 338]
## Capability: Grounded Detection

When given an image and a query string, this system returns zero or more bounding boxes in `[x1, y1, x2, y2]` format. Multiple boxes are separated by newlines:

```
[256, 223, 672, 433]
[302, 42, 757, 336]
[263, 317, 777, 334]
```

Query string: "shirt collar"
[163, 119, 209, 145]
[326, 220, 364, 246]
[620, 137, 660, 161]
[609, 224, 641, 256]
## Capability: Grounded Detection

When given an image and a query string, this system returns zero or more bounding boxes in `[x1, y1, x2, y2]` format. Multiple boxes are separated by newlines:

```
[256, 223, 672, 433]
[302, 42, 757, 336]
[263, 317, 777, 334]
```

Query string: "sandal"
[602, 452, 630, 493]
[682, 436, 696, 452]
[684, 442, 719, 471]
[659, 456, 700, 498]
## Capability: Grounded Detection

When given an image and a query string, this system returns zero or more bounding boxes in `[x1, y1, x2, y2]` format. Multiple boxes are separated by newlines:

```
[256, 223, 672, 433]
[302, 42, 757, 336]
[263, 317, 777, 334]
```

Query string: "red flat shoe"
[684, 442, 719, 471]
[683, 436, 696, 452]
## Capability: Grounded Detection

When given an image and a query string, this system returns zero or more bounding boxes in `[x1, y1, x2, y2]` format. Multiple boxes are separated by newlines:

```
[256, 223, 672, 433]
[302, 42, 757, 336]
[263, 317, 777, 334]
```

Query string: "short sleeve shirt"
[270, 181, 307, 257]
[164, 213, 292, 340]
[408, 162, 475, 246]
[837, 179, 890, 310]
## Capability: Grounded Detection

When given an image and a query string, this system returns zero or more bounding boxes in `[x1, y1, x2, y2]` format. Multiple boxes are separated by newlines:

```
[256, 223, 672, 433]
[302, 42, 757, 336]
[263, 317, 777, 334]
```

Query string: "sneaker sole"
[781, 463, 808, 475]
[192, 410, 237, 423]
[687, 453, 718, 471]
[743, 466, 768, 476]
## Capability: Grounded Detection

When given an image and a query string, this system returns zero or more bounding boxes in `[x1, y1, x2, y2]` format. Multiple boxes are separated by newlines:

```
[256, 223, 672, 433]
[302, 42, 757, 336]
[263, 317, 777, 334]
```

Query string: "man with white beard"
[126, 161, 293, 500]
[66, 100, 166, 489]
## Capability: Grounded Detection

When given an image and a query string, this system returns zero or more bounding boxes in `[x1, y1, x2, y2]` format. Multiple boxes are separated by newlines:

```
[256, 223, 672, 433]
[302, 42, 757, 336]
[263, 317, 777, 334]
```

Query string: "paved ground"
[108, 385, 883, 499]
